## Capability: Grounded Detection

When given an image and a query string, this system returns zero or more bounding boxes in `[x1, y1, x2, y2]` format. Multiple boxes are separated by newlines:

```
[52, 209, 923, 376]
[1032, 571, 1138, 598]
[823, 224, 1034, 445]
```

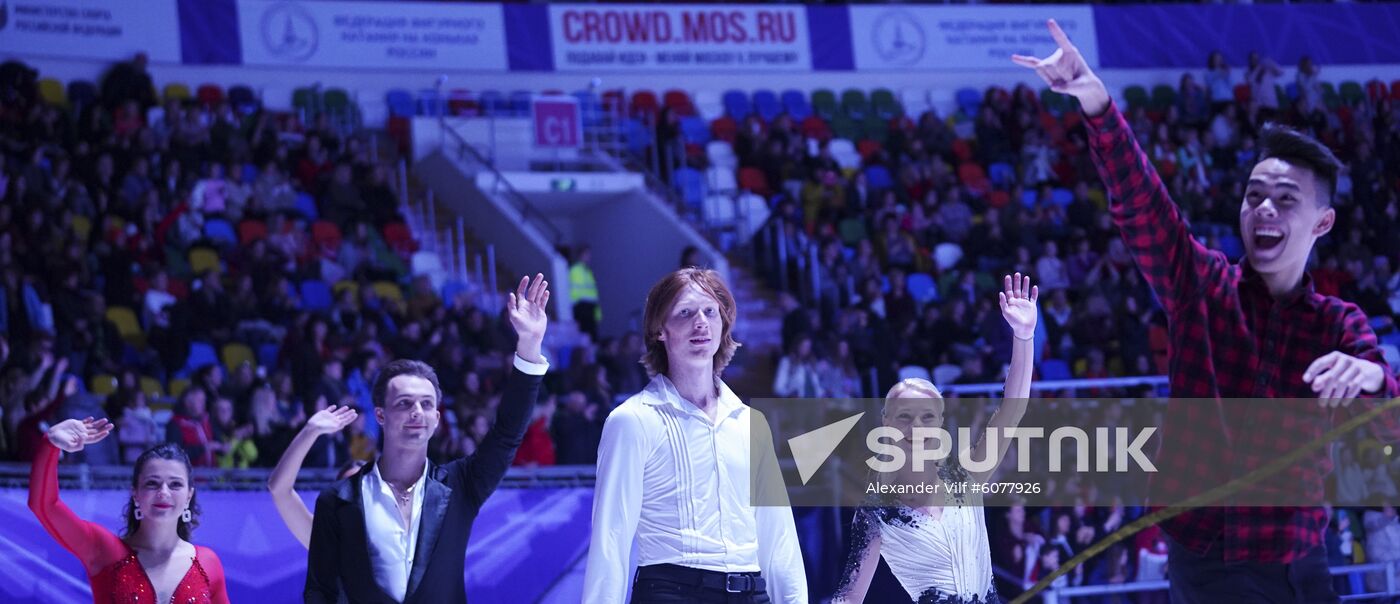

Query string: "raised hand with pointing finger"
[1011, 19, 1110, 116]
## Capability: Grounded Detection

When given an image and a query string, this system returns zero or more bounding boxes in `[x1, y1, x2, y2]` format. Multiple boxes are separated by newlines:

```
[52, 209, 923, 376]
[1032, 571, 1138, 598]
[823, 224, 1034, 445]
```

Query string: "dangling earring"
[181, 508, 192, 523]
[133, 501, 143, 520]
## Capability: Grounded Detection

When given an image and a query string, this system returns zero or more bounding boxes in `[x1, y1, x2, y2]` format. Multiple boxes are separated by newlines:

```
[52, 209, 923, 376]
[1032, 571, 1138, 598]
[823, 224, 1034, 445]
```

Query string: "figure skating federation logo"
[871, 10, 925, 67]
[260, 2, 318, 62]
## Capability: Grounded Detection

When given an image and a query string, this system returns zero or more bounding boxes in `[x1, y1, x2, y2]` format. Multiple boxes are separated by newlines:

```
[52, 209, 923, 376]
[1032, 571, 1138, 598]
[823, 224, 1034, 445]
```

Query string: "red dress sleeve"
[27, 440, 131, 575]
[197, 546, 231, 604]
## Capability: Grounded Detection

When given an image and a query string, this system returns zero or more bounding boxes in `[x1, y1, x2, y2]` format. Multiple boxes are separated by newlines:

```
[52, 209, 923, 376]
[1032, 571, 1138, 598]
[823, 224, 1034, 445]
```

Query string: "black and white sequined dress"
[841, 456, 1000, 604]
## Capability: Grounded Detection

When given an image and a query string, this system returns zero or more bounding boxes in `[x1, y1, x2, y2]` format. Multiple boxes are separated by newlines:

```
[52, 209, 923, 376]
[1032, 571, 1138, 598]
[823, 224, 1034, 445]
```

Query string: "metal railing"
[397, 159, 498, 311]
[0, 462, 597, 491]
[437, 118, 564, 247]
[1040, 560, 1399, 603]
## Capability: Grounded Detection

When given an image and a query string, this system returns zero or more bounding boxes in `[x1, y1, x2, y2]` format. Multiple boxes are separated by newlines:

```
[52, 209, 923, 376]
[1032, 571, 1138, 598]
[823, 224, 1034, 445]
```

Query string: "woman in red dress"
[29, 417, 230, 603]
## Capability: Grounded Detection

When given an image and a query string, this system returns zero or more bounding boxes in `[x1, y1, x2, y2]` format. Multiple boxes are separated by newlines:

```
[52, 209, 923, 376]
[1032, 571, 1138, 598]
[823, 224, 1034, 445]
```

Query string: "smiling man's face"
[377, 375, 440, 447]
[1240, 157, 1334, 276]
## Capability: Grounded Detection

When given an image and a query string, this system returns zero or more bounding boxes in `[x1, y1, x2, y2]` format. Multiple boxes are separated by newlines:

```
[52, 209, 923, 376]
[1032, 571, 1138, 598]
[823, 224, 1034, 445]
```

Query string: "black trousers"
[1167, 536, 1338, 604]
[630, 565, 772, 604]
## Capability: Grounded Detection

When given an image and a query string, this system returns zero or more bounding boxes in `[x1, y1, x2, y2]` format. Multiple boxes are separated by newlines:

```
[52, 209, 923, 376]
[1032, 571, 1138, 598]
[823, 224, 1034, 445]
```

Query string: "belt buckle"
[725, 574, 750, 593]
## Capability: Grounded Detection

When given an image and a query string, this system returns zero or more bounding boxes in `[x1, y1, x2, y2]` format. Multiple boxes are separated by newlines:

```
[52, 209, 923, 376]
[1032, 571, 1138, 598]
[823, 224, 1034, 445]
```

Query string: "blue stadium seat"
[441, 280, 469, 303]
[178, 341, 219, 379]
[385, 89, 414, 117]
[622, 118, 652, 156]
[1022, 189, 1039, 209]
[906, 273, 938, 305]
[1219, 234, 1244, 260]
[203, 218, 237, 246]
[417, 89, 443, 116]
[753, 90, 781, 122]
[988, 162, 1015, 187]
[509, 91, 533, 116]
[722, 90, 751, 118]
[673, 167, 706, 211]
[1041, 359, 1072, 381]
[228, 85, 258, 114]
[67, 80, 98, 108]
[572, 91, 601, 127]
[300, 279, 333, 312]
[955, 88, 981, 115]
[679, 117, 710, 144]
[256, 343, 280, 368]
[1050, 188, 1074, 207]
[294, 192, 319, 220]
[781, 89, 811, 121]
[479, 90, 504, 116]
[864, 165, 893, 190]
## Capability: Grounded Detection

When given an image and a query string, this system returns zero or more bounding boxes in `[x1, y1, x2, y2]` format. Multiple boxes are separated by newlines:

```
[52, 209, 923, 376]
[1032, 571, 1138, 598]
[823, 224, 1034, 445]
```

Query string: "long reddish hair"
[641, 268, 741, 377]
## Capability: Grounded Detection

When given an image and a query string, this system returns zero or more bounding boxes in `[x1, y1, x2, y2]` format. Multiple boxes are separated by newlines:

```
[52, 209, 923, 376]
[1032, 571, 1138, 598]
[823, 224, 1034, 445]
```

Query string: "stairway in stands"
[720, 255, 785, 400]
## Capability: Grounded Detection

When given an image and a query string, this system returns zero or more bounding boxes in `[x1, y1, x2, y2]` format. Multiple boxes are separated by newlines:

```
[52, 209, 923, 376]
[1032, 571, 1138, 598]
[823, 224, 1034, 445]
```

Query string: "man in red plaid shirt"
[1015, 21, 1400, 603]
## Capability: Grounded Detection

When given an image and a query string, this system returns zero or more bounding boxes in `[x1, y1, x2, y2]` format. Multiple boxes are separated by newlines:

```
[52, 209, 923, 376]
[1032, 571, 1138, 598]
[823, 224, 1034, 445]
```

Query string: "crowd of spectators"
[0, 57, 644, 479]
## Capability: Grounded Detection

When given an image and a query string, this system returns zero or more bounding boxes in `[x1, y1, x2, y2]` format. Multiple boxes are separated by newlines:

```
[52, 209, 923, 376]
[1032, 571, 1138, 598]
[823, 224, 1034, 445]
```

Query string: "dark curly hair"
[122, 443, 201, 541]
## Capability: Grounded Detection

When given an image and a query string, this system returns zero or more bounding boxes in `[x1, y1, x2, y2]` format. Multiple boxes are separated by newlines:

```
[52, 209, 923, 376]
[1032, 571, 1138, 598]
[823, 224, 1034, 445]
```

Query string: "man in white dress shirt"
[585, 267, 808, 603]
[306, 274, 550, 604]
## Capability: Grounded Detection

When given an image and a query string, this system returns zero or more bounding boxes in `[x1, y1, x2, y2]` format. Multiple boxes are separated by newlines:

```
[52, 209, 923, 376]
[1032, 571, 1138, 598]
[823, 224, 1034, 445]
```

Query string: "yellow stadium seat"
[90, 374, 118, 396]
[105, 306, 143, 346]
[333, 280, 359, 298]
[164, 83, 191, 102]
[169, 378, 191, 397]
[189, 247, 220, 275]
[104, 215, 126, 234]
[38, 78, 67, 106]
[71, 215, 92, 241]
[221, 343, 254, 371]
[372, 281, 404, 303]
[140, 376, 164, 398]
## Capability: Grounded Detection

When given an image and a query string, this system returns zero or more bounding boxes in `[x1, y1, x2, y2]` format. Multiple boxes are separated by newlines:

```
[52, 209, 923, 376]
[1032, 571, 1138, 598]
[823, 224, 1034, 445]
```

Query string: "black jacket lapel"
[405, 468, 451, 601]
[336, 460, 398, 603]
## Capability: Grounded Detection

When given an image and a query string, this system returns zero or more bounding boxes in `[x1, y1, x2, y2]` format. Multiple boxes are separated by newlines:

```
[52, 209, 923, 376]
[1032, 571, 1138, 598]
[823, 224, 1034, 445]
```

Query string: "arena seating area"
[5, 49, 1400, 600]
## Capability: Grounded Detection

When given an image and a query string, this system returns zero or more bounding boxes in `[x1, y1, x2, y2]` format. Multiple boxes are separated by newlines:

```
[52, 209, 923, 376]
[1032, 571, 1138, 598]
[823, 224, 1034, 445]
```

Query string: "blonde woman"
[833, 273, 1038, 604]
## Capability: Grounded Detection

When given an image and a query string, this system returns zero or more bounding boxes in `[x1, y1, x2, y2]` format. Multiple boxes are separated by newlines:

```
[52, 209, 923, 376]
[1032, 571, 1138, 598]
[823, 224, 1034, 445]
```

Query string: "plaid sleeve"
[1336, 303, 1400, 442]
[1083, 102, 1227, 317]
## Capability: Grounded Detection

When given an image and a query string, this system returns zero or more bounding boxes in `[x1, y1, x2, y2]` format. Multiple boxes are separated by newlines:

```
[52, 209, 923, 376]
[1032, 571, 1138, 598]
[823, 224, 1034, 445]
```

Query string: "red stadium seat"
[799, 116, 831, 141]
[447, 89, 478, 116]
[662, 89, 695, 116]
[1366, 79, 1388, 103]
[738, 167, 771, 197]
[387, 115, 411, 154]
[238, 220, 268, 244]
[1392, 80, 1400, 101]
[957, 162, 990, 195]
[311, 221, 342, 257]
[601, 89, 626, 115]
[710, 116, 738, 143]
[951, 139, 974, 163]
[1233, 83, 1251, 105]
[856, 140, 883, 160]
[630, 90, 659, 117]
[196, 84, 224, 107]
[383, 222, 417, 256]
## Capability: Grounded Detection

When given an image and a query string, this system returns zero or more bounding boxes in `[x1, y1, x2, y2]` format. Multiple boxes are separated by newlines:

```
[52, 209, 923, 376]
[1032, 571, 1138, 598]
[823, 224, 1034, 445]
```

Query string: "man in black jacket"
[305, 274, 551, 604]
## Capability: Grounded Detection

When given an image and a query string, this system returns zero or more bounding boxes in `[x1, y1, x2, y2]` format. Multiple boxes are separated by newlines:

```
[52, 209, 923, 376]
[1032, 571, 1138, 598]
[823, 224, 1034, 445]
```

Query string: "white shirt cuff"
[513, 353, 549, 376]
